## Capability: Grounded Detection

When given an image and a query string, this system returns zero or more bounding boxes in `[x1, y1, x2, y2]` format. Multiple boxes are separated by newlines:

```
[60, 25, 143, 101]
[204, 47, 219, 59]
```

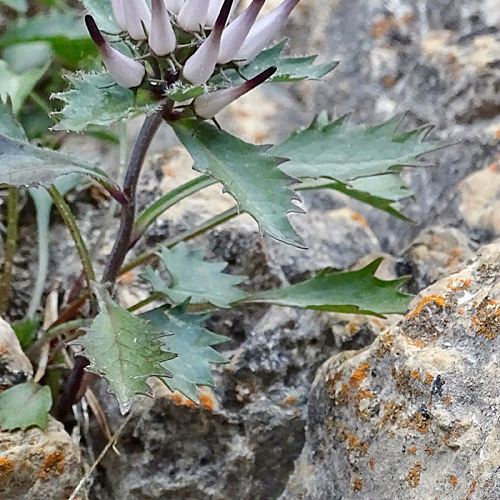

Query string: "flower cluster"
[85, 0, 300, 119]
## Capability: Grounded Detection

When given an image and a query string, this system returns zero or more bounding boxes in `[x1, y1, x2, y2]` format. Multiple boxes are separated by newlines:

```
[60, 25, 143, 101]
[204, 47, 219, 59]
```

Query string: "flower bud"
[149, 0, 176, 56]
[85, 15, 145, 88]
[183, 0, 232, 84]
[218, 0, 265, 64]
[194, 66, 276, 118]
[177, 0, 209, 31]
[236, 0, 299, 62]
[165, 0, 184, 14]
[206, 0, 240, 27]
[110, 0, 127, 31]
[122, 0, 152, 40]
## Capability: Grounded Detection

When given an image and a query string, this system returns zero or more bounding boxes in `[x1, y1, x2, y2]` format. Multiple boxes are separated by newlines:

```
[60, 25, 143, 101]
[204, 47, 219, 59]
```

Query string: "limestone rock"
[0, 417, 85, 500]
[281, 241, 500, 499]
[0, 317, 33, 388]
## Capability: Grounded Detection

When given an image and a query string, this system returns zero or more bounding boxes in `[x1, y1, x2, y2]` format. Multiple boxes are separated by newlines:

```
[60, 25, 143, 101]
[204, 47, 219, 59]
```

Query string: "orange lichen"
[424, 446, 434, 456]
[39, 451, 65, 480]
[410, 370, 421, 381]
[282, 396, 296, 406]
[406, 295, 447, 320]
[406, 462, 422, 488]
[0, 345, 7, 356]
[381, 76, 397, 88]
[488, 162, 500, 172]
[199, 394, 214, 411]
[171, 393, 196, 407]
[407, 446, 417, 455]
[446, 249, 463, 268]
[350, 211, 369, 229]
[0, 457, 14, 482]
[347, 434, 369, 455]
[403, 335, 428, 349]
[458, 309, 465, 315]
[447, 279, 471, 291]
[369, 457, 375, 470]
[352, 476, 363, 491]
[449, 475, 458, 487]
[119, 271, 134, 284]
[372, 17, 394, 38]
[465, 480, 477, 499]
[444, 396, 453, 407]
[359, 389, 374, 400]
[349, 363, 370, 388]
[377, 401, 405, 428]
[424, 372, 434, 385]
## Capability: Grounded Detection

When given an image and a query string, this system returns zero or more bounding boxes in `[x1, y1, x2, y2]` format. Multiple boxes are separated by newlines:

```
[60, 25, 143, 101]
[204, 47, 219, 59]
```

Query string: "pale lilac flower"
[122, 0, 152, 40]
[194, 66, 276, 118]
[236, 0, 299, 61]
[149, 0, 176, 56]
[165, 0, 185, 14]
[206, 0, 240, 27]
[183, 0, 232, 84]
[177, 0, 209, 32]
[218, 0, 265, 64]
[86, 15, 145, 88]
[110, 0, 127, 31]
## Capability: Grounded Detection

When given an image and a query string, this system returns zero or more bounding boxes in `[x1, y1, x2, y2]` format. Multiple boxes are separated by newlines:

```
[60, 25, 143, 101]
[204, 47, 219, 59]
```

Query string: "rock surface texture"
[282, 242, 500, 499]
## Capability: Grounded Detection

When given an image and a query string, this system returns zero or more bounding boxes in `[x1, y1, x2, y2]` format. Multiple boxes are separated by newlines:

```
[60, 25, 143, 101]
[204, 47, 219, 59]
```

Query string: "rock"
[0, 317, 33, 388]
[397, 225, 473, 293]
[0, 417, 85, 500]
[281, 241, 500, 499]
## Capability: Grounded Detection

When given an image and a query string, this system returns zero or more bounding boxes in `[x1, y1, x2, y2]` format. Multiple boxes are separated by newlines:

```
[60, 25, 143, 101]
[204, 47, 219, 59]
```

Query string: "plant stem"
[131, 175, 216, 246]
[48, 186, 96, 292]
[0, 188, 19, 315]
[102, 111, 164, 285]
[121, 206, 239, 273]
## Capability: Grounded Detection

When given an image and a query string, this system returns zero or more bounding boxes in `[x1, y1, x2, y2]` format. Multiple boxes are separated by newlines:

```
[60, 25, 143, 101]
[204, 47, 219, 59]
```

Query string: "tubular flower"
[110, 0, 127, 31]
[218, 0, 265, 64]
[149, 0, 176, 56]
[164, 0, 185, 14]
[87, 0, 300, 115]
[183, 0, 232, 84]
[177, 0, 210, 32]
[122, 0, 152, 40]
[236, 0, 300, 61]
[85, 15, 145, 88]
[194, 66, 277, 118]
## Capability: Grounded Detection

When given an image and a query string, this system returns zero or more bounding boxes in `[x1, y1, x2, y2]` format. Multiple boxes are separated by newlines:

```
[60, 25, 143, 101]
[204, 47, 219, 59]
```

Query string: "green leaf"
[0, 10, 97, 66]
[212, 41, 338, 85]
[141, 243, 247, 308]
[0, 101, 27, 140]
[0, 382, 52, 431]
[301, 174, 412, 220]
[79, 291, 175, 413]
[12, 317, 41, 350]
[0, 58, 50, 115]
[80, 0, 121, 34]
[245, 258, 412, 317]
[165, 83, 205, 102]
[52, 73, 159, 132]
[3, 41, 53, 74]
[173, 119, 305, 247]
[271, 114, 442, 182]
[141, 305, 228, 403]
[0, 133, 114, 189]
[0, 0, 28, 13]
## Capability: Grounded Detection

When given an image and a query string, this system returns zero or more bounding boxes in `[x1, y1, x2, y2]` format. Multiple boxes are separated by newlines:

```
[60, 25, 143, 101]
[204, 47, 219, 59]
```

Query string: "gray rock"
[0, 417, 86, 500]
[281, 241, 500, 499]
[0, 316, 33, 388]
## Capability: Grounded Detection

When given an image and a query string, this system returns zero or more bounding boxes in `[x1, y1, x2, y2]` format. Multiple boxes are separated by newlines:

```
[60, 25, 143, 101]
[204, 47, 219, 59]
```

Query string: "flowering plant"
[0, 0, 442, 431]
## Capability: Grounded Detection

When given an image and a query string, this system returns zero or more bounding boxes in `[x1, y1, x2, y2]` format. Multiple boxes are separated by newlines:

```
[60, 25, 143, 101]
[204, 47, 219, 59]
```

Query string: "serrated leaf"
[212, 41, 338, 85]
[0, 101, 27, 140]
[301, 174, 412, 220]
[141, 305, 228, 402]
[0, 59, 50, 115]
[142, 243, 247, 308]
[245, 258, 412, 317]
[79, 292, 175, 414]
[80, 0, 121, 34]
[0, 10, 97, 66]
[173, 119, 305, 247]
[270, 114, 442, 182]
[52, 73, 159, 132]
[0, 383, 52, 431]
[0, 134, 113, 188]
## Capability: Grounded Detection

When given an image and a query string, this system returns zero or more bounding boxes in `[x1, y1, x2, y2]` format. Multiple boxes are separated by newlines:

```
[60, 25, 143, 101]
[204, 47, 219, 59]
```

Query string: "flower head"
[149, 0, 176, 56]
